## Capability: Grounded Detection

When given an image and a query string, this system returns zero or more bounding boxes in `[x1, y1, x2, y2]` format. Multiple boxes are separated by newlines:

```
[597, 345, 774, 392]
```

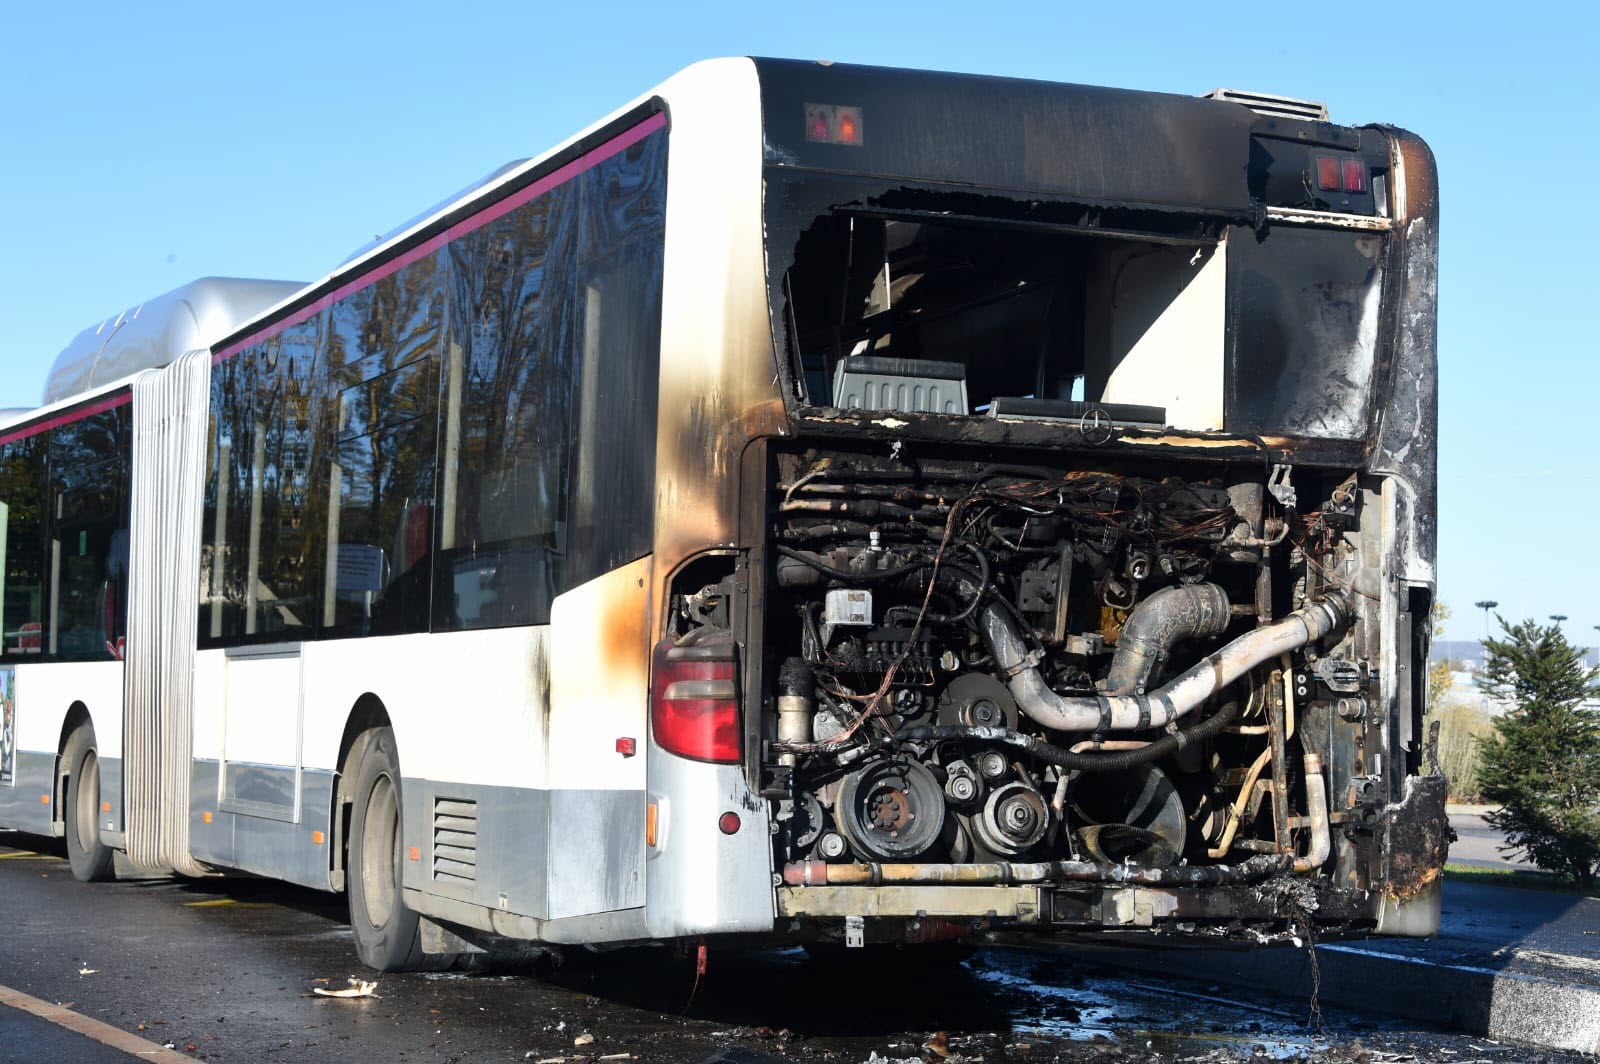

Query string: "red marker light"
[804, 103, 863, 146]
[1315, 155, 1340, 191]
[718, 812, 742, 835]
[836, 110, 861, 145]
[1342, 157, 1367, 194]
[616, 737, 637, 757]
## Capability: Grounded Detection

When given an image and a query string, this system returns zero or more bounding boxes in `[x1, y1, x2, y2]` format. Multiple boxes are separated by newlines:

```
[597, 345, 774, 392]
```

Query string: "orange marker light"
[408, 846, 421, 862]
[202, 811, 212, 824]
[40, 794, 48, 804]
[646, 802, 658, 847]
[102, 801, 111, 813]
[312, 830, 324, 845]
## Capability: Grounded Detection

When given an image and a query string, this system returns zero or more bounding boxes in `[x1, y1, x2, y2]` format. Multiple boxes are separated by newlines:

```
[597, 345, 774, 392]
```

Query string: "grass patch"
[1444, 863, 1600, 899]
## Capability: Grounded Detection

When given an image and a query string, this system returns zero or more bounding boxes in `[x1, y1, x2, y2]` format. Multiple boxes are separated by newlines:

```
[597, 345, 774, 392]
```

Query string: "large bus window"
[47, 406, 130, 660]
[567, 132, 666, 589]
[436, 181, 580, 630]
[0, 437, 46, 659]
[203, 354, 253, 642]
[246, 319, 321, 638]
[324, 259, 443, 637]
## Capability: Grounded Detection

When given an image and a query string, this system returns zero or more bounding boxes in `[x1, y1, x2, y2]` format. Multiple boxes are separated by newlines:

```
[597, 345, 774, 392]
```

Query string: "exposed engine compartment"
[742, 447, 1376, 917]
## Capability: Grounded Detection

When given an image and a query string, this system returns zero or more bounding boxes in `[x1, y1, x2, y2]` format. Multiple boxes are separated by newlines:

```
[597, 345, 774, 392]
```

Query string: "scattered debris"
[924, 1030, 954, 1058]
[77, 967, 97, 975]
[312, 977, 377, 999]
[574, 1031, 595, 1046]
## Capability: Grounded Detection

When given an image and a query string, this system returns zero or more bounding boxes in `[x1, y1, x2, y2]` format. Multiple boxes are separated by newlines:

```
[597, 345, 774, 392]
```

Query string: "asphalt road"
[1446, 808, 1540, 871]
[0, 832, 1581, 1063]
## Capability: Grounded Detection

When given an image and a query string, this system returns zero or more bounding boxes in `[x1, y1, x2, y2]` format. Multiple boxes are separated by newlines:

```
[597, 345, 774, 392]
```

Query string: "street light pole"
[1474, 600, 1498, 643]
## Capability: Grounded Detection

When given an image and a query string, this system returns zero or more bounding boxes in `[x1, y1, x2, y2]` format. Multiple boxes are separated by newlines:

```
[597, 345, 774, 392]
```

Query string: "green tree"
[1477, 618, 1600, 885]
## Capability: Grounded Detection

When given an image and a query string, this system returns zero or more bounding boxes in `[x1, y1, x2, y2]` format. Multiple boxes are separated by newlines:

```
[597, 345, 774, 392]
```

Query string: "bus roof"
[44, 276, 306, 405]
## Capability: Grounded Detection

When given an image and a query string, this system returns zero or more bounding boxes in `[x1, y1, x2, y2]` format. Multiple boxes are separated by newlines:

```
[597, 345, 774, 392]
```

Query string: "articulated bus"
[0, 59, 1445, 970]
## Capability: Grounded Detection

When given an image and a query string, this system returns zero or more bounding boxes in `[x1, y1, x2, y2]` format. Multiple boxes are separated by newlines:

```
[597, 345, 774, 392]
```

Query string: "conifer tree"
[1477, 618, 1600, 885]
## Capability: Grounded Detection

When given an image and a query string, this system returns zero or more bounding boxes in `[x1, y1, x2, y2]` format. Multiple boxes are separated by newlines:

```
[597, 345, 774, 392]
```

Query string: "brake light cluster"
[1314, 154, 1367, 195]
[804, 102, 864, 146]
[650, 633, 741, 763]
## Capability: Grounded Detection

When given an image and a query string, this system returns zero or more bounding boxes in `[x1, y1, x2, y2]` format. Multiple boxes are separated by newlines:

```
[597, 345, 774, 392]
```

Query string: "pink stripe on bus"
[213, 111, 667, 365]
[0, 391, 132, 449]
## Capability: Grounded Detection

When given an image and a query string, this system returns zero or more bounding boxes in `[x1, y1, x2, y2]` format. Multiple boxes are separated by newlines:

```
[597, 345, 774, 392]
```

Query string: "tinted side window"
[48, 406, 131, 660]
[566, 131, 666, 589]
[0, 436, 47, 660]
[324, 255, 444, 637]
[436, 179, 581, 629]
[202, 352, 253, 643]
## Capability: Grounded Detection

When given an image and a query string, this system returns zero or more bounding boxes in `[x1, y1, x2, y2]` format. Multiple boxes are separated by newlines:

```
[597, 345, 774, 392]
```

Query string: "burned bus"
[0, 59, 1443, 971]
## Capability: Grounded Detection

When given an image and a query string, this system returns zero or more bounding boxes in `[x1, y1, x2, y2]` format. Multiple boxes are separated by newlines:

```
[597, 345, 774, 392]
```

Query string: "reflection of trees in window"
[0, 437, 46, 658]
[199, 119, 668, 644]
[325, 251, 444, 635]
[47, 406, 131, 660]
[434, 128, 666, 630]
[436, 180, 579, 630]
[567, 134, 666, 590]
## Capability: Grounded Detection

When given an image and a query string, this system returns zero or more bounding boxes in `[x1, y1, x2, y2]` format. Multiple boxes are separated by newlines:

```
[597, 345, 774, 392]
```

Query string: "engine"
[748, 448, 1364, 891]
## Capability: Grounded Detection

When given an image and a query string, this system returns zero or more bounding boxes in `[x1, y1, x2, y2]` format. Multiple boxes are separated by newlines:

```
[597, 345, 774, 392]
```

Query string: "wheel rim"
[75, 749, 100, 852]
[359, 773, 399, 928]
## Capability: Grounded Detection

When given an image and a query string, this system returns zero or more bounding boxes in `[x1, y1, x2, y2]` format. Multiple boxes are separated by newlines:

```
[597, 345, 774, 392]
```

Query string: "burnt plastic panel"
[752, 58, 1257, 216]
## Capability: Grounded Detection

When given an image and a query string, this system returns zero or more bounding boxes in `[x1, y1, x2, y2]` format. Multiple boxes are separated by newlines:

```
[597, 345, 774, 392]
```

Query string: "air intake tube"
[979, 588, 1347, 733]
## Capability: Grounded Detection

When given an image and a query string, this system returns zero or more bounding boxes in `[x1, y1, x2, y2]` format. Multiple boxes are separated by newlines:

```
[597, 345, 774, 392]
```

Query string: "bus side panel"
[544, 556, 651, 920]
[301, 628, 554, 917]
[187, 645, 333, 888]
[0, 660, 122, 836]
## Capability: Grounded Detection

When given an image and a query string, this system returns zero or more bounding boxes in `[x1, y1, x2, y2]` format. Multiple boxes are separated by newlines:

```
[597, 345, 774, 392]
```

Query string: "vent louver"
[1203, 88, 1329, 123]
[432, 797, 478, 885]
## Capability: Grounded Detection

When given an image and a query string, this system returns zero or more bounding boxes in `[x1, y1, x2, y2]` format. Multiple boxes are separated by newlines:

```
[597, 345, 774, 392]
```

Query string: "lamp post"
[1474, 600, 1498, 641]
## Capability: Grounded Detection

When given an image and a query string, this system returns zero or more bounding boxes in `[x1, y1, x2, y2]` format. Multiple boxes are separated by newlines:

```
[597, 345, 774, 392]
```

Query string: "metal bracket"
[845, 914, 865, 948]
[1267, 464, 1297, 510]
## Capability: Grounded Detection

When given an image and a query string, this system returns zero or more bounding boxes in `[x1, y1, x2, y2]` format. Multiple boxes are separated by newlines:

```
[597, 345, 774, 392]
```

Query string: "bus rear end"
[652, 60, 1443, 951]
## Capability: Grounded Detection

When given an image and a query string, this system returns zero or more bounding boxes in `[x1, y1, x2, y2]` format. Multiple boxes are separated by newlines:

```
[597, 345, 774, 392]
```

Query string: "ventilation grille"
[432, 797, 477, 884]
[1204, 88, 1329, 123]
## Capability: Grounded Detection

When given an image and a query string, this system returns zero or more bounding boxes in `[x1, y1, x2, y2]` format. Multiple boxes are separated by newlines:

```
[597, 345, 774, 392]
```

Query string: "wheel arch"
[330, 693, 392, 892]
[53, 701, 94, 825]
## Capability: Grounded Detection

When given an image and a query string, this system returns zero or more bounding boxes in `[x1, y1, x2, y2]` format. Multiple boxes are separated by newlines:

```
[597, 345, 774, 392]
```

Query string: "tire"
[347, 728, 453, 972]
[63, 724, 115, 883]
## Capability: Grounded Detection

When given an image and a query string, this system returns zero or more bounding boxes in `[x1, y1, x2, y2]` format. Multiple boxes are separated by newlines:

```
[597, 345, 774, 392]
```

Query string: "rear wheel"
[347, 728, 453, 972]
[63, 724, 115, 882]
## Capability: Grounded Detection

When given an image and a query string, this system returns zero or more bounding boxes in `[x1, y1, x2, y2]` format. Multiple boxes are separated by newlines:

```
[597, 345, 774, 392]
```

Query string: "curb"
[1059, 941, 1600, 1056]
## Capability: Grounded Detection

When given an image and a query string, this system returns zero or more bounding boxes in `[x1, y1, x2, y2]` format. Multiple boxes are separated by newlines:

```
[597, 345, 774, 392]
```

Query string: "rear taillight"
[650, 633, 741, 763]
[1341, 157, 1367, 193]
[1315, 155, 1340, 191]
[1314, 154, 1368, 195]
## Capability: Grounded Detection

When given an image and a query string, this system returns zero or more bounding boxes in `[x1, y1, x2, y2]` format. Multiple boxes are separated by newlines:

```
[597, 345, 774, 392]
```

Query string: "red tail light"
[650, 633, 741, 763]
[1315, 155, 1340, 191]
[1341, 157, 1367, 193]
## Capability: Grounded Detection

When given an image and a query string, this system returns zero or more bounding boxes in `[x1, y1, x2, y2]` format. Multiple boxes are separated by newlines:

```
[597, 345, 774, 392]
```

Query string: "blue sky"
[1, 2, 1595, 644]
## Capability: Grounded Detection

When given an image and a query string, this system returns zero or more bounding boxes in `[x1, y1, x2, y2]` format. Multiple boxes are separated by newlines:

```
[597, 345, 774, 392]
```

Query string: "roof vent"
[1203, 88, 1329, 123]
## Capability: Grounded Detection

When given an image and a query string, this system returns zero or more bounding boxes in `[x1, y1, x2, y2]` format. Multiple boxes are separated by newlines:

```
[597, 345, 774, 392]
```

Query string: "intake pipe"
[1103, 583, 1231, 696]
[980, 592, 1347, 733]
